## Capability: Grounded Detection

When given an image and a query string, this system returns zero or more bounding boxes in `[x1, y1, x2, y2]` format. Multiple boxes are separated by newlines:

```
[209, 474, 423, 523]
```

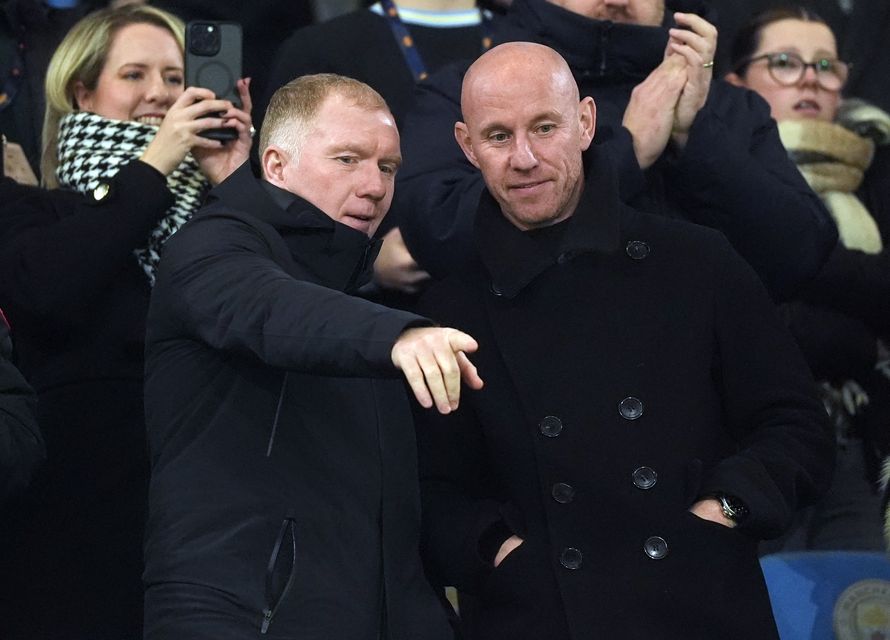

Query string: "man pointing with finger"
[141, 74, 480, 640]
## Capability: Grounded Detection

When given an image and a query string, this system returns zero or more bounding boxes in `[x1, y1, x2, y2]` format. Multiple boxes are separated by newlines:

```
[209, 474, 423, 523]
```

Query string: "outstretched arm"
[155, 213, 481, 412]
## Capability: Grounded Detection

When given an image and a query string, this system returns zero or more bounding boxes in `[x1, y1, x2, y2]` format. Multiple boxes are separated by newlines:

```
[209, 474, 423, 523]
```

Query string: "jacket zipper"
[261, 518, 297, 634]
[266, 373, 289, 457]
[598, 22, 612, 77]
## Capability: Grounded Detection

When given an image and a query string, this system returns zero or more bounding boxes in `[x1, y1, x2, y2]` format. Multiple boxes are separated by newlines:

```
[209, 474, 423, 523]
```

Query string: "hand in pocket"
[494, 535, 524, 567]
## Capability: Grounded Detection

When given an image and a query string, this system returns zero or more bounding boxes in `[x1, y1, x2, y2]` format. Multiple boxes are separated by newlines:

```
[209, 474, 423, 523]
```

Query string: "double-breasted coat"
[142, 164, 453, 640]
[413, 154, 835, 639]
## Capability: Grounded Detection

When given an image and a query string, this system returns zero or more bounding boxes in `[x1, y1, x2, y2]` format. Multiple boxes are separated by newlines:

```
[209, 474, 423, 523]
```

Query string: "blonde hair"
[259, 73, 390, 162]
[41, 4, 184, 187]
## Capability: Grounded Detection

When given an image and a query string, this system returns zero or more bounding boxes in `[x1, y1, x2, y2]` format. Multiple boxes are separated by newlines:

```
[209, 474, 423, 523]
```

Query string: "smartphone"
[185, 21, 242, 142]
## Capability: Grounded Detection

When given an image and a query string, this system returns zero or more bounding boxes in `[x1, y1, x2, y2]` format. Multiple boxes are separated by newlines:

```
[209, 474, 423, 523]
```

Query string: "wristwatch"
[714, 493, 749, 524]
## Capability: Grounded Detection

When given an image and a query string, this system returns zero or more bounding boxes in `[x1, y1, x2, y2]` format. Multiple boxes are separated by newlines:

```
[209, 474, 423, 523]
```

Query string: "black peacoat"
[413, 152, 835, 640]
[143, 164, 453, 640]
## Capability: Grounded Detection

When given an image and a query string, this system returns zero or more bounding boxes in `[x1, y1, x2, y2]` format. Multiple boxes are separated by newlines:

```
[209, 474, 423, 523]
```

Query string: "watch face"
[719, 494, 748, 521]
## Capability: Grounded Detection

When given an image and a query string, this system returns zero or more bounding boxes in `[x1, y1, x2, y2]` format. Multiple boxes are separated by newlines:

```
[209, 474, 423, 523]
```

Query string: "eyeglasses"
[740, 52, 850, 91]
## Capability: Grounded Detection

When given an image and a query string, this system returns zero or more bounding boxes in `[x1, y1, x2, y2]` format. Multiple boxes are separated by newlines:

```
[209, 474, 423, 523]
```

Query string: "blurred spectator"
[261, 1, 497, 128]
[727, 5, 890, 551]
[709, 0, 890, 114]
[0, 4, 252, 637]
[0, 0, 104, 180]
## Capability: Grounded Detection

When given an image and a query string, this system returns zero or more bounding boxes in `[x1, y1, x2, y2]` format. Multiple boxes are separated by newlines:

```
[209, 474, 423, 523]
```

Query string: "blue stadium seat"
[760, 551, 890, 639]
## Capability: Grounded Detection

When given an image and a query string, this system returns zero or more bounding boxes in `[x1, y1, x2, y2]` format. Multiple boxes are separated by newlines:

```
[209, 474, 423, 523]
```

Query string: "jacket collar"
[204, 162, 381, 292]
[208, 163, 327, 230]
[476, 147, 623, 299]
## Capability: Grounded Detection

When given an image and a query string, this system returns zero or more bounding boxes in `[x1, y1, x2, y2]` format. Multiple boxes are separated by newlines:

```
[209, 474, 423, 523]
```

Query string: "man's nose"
[604, 0, 630, 7]
[510, 137, 538, 171]
[356, 164, 388, 200]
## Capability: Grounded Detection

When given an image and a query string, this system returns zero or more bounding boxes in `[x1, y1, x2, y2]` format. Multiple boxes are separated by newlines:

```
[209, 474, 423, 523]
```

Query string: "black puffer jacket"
[143, 164, 453, 640]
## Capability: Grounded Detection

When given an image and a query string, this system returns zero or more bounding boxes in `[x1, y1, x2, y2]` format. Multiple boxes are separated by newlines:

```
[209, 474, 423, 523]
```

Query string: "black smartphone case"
[185, 21, 242, 141]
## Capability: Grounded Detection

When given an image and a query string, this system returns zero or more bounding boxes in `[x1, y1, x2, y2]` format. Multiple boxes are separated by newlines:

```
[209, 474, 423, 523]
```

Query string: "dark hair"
[730, 6, 828, 76]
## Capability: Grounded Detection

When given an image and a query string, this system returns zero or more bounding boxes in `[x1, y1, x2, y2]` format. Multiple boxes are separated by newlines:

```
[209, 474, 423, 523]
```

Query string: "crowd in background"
[1, 0, 889, 638]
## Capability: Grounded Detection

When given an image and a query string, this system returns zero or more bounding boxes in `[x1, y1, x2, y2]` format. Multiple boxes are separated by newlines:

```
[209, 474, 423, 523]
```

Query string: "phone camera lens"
[189, 22, 221, 56]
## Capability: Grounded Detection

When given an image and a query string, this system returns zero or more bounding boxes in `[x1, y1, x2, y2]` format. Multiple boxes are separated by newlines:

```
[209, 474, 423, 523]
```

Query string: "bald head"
[455, 42, 596, 231]
[461, 42, 580, 127]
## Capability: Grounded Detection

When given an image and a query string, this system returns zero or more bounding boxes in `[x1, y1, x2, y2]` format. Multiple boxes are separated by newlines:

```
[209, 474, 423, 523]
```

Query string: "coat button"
[92, 183, 111, 201]
[618, 396, 644, 420]
[539, 416, 563, 438]
[643, 536, 669, 560]
[626, 240, 650, 260]
[560, 547, 583, 570]
[632, 466, 658, 489]
[551, 482, 575, 504]
[489, 282, 504, 297]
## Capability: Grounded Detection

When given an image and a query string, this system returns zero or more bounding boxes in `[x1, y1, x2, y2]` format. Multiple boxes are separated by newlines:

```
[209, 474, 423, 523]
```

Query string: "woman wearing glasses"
[727, 6, 890, 552]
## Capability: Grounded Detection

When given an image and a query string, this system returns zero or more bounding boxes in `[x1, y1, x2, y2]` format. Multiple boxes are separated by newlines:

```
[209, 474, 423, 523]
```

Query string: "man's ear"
[578, 96, 596, 152]
[454, 121, 480, 169]
[261, 145, 289, 187]
[73, 81, 92, 111]
[724, 72, 745, 88]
